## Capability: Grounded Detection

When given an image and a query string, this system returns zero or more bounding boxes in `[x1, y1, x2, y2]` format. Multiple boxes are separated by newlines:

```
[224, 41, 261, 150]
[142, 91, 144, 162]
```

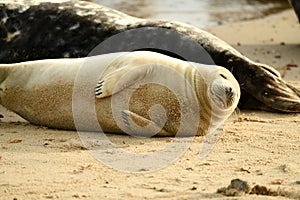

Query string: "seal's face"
[209, 70, 240, 110]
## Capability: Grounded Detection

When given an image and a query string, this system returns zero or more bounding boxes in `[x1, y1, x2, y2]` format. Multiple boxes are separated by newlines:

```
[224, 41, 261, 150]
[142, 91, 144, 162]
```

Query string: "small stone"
[275, 55, 281, 59]
[217, 21, 223, 25]
[43, 141, 50, 146]
[72, 194, 80, 198]
[228, 179, 251, 192]
[217, 179, 251, 196]
[158, 188, 167, 192]
[296, 180, 300, 184]
[271, 179, 284, 185]
[191, 186, 197, 191]
[0, 114, 4, 118]
[186, 167, 193, 171]
[279, 164, 290, 173]
[280, 42, 285, 46]
[8, 139, 22, 144]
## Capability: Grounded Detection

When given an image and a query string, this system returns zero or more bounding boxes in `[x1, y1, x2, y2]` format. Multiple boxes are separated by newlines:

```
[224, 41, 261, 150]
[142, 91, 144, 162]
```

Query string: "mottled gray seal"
[0, 0, 299, 112]
[289, 0, 300, 22]
[0, 51, 240, 136]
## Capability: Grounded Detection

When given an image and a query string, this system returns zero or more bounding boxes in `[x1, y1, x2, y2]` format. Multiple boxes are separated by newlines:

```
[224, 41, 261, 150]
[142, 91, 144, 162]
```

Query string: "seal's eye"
[220, 73, 227, 79]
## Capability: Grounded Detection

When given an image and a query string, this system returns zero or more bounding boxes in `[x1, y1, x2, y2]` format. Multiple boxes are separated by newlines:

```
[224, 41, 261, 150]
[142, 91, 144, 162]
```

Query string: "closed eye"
[220, 73, 227, 79]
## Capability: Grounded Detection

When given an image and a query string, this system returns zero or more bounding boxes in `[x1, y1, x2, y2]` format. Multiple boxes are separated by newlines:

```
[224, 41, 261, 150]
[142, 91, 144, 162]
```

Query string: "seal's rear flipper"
[95, 65, 153, 98]
[121, 110, 171, 137]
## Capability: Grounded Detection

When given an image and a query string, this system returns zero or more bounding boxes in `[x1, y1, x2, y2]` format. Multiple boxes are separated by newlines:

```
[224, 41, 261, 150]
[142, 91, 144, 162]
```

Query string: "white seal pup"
[0, 51, 240, 136]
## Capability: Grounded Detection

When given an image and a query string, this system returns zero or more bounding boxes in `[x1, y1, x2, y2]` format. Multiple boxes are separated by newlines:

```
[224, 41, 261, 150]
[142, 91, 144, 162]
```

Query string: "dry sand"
[1, 9, 300, 200]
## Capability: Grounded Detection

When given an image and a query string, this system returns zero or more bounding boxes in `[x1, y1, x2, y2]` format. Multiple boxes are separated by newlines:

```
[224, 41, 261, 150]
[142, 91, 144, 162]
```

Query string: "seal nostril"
[226, 87, 234, 96]
[220, 73, 227, 79]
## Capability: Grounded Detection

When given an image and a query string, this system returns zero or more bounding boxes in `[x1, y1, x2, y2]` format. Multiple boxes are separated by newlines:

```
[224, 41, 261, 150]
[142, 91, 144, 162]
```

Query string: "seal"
[0, 0, 299, 112]
[289, 0, 300, 22]
[0, 51, 240, 136]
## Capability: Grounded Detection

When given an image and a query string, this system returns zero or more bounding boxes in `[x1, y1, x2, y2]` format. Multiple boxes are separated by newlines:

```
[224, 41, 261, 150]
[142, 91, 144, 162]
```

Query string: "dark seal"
[289, 0, 300, 22]
[0, 0, 300, 112]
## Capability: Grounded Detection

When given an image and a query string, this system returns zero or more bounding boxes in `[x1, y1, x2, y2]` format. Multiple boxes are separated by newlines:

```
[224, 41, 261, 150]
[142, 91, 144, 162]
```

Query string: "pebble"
[296, 180, 300, 185]
[191, 186, 197, 191]
[217, 21, 223, 25]
[271, 179, 284, 185]
[275, 55, 281, 59]
[279, 164, 290, 173]
[280, 42, 285, 46]
[186, 167, 193, 171]
[217, 179, 251, 196]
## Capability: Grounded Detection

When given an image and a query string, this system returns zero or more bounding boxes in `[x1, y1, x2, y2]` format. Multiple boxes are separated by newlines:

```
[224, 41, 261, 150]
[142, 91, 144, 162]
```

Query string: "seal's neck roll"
[189, 67, 213, 136]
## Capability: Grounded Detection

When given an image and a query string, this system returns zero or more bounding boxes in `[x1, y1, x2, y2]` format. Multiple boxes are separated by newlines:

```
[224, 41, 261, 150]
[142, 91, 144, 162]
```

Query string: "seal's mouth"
[210, 83, 236, 109]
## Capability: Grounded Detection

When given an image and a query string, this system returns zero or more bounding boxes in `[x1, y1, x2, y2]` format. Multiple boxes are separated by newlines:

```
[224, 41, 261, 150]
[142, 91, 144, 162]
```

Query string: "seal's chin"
[210, 91, 225, 109]
[211, 92, 226, 108]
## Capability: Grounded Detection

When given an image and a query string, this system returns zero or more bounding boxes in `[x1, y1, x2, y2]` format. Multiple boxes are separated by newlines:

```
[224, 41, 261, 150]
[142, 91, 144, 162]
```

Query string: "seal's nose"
[226, 87, 234, 98]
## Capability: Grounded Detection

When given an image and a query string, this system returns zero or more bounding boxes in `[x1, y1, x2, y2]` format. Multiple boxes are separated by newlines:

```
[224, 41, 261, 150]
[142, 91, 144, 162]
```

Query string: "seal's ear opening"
[133, 48, 187, 61]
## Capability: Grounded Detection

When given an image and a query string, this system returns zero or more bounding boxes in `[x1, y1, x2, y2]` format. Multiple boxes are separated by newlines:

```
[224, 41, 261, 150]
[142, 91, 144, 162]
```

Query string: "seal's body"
[0, 52, 240, 136]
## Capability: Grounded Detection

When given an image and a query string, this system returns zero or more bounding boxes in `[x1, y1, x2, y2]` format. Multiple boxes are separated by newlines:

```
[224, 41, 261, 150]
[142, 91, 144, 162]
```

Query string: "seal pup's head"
[193, 64, 240, 115]
[187, 63, 240, 136]
[208, 67, 240, 113]
[210, 68, 240, 110]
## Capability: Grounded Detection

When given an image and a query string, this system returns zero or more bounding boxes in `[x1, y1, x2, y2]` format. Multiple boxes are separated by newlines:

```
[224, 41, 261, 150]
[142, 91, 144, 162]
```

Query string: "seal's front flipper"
[95, 65, 152, 98]
[121, 110, 171, 137]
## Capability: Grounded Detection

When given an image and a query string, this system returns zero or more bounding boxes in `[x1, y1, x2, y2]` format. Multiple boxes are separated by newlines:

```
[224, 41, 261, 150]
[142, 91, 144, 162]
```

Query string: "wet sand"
[94, 0, 291, 27]
[1, 9, 300, 200]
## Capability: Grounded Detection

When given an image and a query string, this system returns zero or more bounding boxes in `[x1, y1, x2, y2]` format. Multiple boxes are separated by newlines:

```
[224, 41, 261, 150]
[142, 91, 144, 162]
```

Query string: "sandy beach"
[1, 7, 300, 200]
